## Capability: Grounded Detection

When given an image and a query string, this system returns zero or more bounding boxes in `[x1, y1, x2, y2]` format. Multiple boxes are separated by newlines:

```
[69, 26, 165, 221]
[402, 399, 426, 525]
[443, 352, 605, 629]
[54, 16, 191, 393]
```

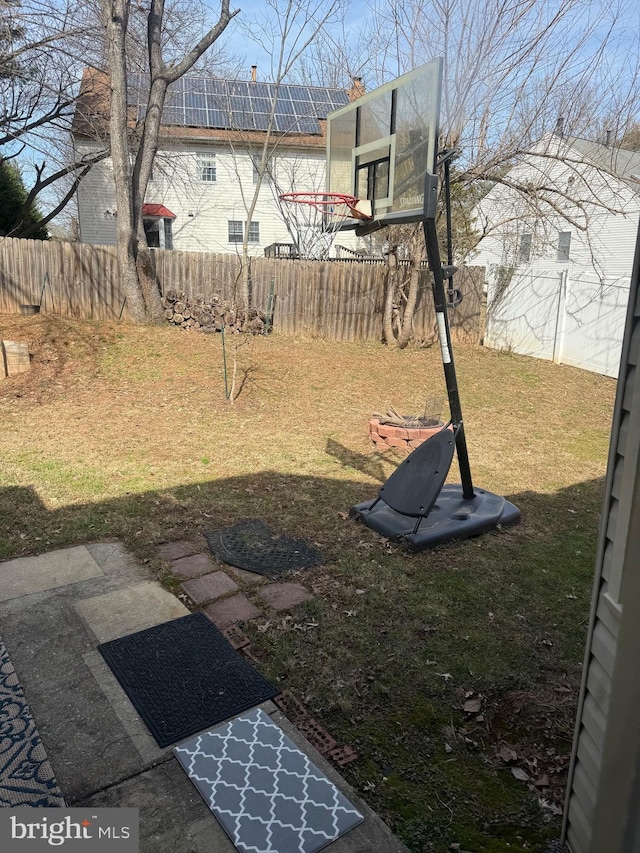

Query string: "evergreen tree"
[0, 159, 48, 238]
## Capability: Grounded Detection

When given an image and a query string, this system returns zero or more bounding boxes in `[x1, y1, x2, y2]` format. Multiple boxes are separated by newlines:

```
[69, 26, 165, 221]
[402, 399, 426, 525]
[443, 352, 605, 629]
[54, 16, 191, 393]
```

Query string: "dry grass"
[0, 313, 616, 852]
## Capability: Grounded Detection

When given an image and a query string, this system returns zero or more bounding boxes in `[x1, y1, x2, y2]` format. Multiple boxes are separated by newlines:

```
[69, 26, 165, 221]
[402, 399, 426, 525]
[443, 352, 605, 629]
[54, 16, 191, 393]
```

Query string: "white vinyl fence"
[485, 268, 630, 377]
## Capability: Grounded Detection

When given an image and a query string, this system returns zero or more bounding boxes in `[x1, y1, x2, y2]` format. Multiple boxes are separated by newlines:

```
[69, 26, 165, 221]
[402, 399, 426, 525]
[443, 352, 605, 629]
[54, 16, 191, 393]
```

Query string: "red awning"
[142, 203, 176, 219]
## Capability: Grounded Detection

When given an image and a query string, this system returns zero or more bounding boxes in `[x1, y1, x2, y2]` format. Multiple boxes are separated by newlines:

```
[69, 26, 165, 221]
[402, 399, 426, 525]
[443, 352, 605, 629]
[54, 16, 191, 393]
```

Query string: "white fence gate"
[485, 268, 630, 377]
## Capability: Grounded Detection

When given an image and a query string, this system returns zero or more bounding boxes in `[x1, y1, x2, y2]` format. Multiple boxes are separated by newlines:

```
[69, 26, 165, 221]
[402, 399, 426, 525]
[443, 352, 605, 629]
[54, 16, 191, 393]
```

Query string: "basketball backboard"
[326, 59, 442, 228]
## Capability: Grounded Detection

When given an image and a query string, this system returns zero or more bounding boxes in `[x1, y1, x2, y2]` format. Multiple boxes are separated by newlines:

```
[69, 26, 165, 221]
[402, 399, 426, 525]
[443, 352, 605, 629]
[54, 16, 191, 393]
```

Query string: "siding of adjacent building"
[474, 136, 640, 377]
[563, 218, 640, 852]
[76, 139, 360, 256]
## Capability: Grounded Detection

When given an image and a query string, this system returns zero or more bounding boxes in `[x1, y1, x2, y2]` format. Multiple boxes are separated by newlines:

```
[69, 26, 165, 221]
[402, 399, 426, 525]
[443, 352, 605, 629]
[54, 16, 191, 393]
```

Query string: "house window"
[198, 153, 216, 182]
[557, 231, 571, 261]
[228, 220, 243, 243]
[518, 233, 532, 263]
[248, 221, 260, 244]
[227, 220, 260, 244]
[163, 218, 173, 250]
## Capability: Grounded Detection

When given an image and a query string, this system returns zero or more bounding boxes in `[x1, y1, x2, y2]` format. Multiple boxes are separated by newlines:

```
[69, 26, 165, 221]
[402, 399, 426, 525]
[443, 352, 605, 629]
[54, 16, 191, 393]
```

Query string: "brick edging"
[369, 417, 448, 451]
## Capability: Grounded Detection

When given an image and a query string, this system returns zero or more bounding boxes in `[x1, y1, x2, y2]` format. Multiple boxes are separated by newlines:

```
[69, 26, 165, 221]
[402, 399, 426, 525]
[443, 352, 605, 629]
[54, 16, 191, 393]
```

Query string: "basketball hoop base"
[350, 484, 521, 551]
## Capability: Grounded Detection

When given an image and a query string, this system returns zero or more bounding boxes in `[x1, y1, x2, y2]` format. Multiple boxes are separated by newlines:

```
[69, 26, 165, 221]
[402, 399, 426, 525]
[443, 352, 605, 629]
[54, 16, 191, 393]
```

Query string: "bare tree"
[0, 0, 110, 235]
[361, 0, 640, 229]
[99, 0, 239, 322]
[349, 0, 640, 343]
[230, 0, 345, 306]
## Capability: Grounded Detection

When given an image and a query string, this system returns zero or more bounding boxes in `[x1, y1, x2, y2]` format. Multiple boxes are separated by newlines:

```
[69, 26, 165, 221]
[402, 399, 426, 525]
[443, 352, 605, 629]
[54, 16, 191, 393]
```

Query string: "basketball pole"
[422, 172, 475, 500]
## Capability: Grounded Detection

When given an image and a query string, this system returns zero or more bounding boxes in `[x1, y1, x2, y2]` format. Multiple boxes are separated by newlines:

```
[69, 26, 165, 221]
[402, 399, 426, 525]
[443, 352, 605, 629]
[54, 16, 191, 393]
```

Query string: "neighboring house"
[562, 217, 640, 853]
[473, 133, 640, 377]
[71, 68, 364, 258]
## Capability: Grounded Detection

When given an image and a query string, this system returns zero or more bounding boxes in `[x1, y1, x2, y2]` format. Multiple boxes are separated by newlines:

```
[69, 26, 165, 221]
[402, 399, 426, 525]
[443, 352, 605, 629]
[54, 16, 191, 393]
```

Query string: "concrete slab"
[0, 545, 104, 601]
[75, 582, 190, 644]
[76, 705, 409, 853]
[157, 540, 201, 562]
[82, 651, 167, 766]
[75, 756, 232, 852]
[169, 552, 218, 580]
[0, 541, 410, 852]
[180, 571, 238, 605]
[203, 593, 261, 629]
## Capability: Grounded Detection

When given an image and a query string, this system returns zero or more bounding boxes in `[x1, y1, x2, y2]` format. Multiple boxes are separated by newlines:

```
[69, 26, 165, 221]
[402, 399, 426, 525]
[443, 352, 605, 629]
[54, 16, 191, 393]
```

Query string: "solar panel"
[127, 74, 348, 134]
[207, 109, 227, 128]
[185, 92, 206, 109]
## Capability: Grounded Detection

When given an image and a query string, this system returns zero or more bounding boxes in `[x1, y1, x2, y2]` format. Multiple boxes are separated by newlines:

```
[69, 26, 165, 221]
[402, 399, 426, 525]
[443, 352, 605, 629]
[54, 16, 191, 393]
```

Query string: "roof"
[72, 69, 351, 149]
[129, 74, 350, 136]
[563, 135, 640, 181]
[142, 203, 175, 219]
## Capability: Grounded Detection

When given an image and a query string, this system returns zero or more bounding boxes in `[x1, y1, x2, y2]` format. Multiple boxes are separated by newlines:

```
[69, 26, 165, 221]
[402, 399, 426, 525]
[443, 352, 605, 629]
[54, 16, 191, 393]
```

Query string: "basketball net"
[278, 192, 372, 260]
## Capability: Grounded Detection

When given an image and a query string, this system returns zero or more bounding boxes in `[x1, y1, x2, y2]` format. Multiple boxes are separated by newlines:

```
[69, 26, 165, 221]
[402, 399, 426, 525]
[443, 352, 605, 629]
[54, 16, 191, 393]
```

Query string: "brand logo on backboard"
[400, 194, 424, 209]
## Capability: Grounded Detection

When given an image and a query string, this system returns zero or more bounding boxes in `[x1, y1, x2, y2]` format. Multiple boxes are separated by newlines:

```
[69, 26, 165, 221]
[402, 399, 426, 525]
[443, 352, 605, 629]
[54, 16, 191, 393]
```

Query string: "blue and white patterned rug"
[0, 639, 65, 807]
[174, 707, 363, 853]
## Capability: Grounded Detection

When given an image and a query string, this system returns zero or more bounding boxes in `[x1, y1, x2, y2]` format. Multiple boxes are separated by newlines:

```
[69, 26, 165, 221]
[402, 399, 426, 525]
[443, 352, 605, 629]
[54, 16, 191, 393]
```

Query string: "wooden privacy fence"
[0, 237, 484, 343]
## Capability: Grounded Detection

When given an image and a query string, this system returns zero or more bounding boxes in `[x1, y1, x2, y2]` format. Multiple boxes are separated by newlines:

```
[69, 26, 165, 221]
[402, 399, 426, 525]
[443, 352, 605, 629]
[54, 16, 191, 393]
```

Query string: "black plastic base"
[350, 484, 521, 550]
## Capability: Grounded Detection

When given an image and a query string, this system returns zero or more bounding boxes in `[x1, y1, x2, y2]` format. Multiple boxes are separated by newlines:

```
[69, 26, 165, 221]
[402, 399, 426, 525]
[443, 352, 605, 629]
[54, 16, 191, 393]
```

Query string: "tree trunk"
[397, 264, 420, 349]
[382, 266, 397, 345]
[100, 0, 236, 323]
[101, 0, 147, 322]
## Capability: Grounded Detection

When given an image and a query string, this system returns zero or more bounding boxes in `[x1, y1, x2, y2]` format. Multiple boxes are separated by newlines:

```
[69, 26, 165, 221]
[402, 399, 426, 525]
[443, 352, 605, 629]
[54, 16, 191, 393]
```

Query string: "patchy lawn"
[0, 314, 616, 852]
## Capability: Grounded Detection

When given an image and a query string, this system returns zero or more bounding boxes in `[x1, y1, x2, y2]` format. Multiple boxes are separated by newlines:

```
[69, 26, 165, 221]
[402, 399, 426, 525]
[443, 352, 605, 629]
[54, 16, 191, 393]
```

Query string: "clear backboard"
[326, 59, 442, 228]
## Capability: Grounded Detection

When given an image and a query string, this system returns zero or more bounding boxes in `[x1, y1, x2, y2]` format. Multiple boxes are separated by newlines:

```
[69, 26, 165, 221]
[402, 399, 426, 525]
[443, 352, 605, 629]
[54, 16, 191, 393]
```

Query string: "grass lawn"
[0, 314, 617, 852]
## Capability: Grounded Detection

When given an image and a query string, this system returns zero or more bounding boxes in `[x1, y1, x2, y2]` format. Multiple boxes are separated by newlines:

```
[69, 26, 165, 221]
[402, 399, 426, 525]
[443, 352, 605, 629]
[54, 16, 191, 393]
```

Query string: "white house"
[473, 133, 640, 377]
[72, 68, 364, 258]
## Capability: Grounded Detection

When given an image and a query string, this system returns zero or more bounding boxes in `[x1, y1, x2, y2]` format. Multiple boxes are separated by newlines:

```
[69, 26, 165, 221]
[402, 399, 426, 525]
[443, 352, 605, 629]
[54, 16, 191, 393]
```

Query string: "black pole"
[423, 173, 475, 500]
[444, 158, 453, 269]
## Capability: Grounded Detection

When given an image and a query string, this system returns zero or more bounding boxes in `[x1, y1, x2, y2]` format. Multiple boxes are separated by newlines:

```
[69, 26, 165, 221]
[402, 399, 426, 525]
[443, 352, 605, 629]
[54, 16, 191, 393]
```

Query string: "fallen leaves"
[498, 745, 518, 764]
[511, 767, 530, 782]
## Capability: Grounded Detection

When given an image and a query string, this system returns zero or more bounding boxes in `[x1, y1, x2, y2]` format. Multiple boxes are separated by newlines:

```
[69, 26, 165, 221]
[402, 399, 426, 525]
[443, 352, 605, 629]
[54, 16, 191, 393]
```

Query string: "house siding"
[75, 140, 361, 257]
[563, 218, 640, 853]
[474, 137, 640, 377]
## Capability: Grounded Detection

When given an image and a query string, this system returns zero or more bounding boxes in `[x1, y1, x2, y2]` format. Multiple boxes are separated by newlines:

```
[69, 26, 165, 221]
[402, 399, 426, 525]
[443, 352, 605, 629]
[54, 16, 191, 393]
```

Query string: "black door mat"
[98, 613, 278, 748]
[0, 638, 66, 807]
[205, 519, 322, 576]
[174, 707, 364, 853]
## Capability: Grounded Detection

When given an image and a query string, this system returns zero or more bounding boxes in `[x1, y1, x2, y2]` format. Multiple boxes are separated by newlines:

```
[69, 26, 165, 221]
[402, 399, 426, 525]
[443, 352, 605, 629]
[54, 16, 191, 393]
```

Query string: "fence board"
[0, 237, 483, 343]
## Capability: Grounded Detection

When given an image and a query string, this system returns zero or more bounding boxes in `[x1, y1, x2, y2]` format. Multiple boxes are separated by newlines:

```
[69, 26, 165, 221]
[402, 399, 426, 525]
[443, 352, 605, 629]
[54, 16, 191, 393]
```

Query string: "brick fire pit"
[369, 417, 448, 452]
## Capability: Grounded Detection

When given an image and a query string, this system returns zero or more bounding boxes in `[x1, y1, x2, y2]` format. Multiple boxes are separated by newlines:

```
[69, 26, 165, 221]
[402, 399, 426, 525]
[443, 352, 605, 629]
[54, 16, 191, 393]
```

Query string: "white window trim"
[227, 220, 260, 245]
[197, 152, 217, 183]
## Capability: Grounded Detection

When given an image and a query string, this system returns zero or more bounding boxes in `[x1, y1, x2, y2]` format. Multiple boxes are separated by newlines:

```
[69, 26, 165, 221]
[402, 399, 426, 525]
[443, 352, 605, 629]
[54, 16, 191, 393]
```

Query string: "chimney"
[555, 116, 564, 138]
[250, 65, 257, 83]
[348, 77, 365, 102]
[605, 129, 612, 147]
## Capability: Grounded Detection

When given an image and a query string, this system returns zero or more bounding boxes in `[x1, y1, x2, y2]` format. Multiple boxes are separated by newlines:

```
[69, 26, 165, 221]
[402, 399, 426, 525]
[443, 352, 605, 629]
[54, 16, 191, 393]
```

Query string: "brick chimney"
[250, 65, 257, 83]
[348, 77, 365, 101]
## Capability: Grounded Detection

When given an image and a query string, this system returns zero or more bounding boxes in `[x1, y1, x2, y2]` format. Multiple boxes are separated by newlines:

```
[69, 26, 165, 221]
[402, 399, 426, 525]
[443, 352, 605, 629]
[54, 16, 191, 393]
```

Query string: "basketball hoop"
[278, 192, 372, 260]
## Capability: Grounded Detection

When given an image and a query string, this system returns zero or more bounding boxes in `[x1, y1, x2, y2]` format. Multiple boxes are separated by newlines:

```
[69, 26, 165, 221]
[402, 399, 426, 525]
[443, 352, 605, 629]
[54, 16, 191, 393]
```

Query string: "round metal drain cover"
[206, 519, 322, 576]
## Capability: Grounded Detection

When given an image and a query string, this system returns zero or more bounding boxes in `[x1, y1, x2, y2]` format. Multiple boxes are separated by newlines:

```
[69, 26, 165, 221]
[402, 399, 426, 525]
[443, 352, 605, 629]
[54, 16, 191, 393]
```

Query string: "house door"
[143, 218, 161, 248]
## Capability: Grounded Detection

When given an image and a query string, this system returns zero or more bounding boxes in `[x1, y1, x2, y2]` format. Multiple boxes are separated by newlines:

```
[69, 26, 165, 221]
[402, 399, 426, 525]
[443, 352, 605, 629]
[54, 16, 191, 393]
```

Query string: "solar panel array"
[130, 74, 349, 135]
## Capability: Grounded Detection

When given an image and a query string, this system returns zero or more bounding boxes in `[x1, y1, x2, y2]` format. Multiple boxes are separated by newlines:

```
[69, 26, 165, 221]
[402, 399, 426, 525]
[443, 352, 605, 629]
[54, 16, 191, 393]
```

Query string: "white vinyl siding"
[564, 234, 640, 852]
[74, 140, 362, 257]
